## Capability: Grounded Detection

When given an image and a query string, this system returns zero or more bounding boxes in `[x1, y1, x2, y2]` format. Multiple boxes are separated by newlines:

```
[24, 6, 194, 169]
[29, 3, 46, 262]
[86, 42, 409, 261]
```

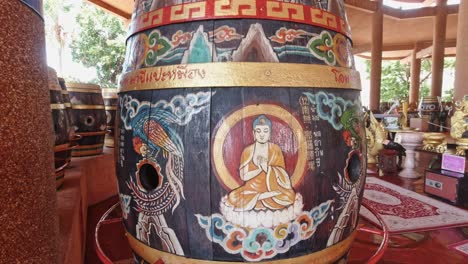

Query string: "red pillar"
[370, 0, 384, 111]
[0, 1, 58, 262]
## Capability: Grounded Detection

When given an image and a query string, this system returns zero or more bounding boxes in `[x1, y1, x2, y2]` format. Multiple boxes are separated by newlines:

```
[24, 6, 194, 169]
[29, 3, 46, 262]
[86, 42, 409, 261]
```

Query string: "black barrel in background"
[66, 82, 107, 157]
[102, 88, 118, 148]
[48, 67, 70, 189]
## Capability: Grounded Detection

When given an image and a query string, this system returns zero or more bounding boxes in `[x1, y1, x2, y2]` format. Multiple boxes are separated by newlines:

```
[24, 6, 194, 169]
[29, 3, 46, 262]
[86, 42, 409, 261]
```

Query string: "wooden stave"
[118, 1, 365, 262]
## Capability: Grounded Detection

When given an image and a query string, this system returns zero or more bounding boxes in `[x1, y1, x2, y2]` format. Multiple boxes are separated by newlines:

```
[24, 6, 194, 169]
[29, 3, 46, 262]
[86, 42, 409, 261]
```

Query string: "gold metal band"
[67, 88, 102, 93]
[102, 89, 118, 98]
[64, 103, 72, 108]
[119, 63, 361, 92]
[72, 146, 104, 157]
[76, 131, 108, 137]
[71, 104, 105, 110]
[126, 230, 356, 264]
[54, 143, 70, 152]
[50, 103, 66, 110]
[105, 106, 117, 110]
[65, 82, 100, 90]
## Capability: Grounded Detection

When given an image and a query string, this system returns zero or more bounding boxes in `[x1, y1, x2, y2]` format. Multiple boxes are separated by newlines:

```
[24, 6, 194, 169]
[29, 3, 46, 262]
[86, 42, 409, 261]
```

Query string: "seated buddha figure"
[227, 115, 296, 211]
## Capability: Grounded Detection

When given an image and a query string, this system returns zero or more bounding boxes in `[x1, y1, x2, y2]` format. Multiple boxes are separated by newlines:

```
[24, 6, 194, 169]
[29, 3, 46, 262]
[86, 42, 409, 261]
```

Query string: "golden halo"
[212, 104, 307, 191]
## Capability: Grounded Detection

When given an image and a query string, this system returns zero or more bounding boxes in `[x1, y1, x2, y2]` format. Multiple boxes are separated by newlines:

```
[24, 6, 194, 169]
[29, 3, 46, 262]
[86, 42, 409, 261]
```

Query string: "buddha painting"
[227, 115, 296, 211]
[220, 115, 302, 228]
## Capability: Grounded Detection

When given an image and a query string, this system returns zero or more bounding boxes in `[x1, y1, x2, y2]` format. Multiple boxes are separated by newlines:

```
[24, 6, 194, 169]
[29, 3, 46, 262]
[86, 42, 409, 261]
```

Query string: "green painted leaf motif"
[145, 30, 172, 66]
[308, 31, 336, 66]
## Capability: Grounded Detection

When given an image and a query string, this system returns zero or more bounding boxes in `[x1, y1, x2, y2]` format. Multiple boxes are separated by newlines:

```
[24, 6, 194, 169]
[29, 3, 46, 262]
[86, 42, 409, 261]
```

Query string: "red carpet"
[360, 177, 468, 234]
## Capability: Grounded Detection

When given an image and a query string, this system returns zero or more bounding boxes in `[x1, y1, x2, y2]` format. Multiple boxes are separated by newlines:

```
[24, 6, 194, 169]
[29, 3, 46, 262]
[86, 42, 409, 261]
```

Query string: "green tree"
[70, 3, 126, 87]
[366, 58, 455, 102]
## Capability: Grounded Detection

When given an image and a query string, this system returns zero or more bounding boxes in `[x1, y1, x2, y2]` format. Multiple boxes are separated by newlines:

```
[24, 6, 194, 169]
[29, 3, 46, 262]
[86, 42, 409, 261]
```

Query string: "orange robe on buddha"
[227, 143, 296, 211]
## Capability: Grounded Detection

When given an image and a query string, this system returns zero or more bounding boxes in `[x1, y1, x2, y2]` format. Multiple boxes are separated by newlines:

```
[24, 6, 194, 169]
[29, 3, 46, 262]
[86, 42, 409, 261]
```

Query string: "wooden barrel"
[419, 96, 441, 132]
[48, 68, 70, 189]
[58, 78, 75, 165]
[102, 88, 118, 148]
[117, 0, 364, 263]
[66, 82, 107, 157]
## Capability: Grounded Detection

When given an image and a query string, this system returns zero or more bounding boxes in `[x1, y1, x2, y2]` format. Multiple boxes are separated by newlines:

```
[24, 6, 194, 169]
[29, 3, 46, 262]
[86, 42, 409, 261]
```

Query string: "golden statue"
[400, 100, 409, 129]
[450, 96, 468, 156]
[227, 115, 296, 211]
[366, 111, 388, 164]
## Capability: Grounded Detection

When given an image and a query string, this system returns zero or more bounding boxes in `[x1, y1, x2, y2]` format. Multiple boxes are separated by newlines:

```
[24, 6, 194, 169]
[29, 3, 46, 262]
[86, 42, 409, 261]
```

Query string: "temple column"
[454, 0, 468, 102]
[430, 0, 448, 97]
[410, 44, 422, 106]
[0, 1, 58, 262]
[370, 0, 384, 111]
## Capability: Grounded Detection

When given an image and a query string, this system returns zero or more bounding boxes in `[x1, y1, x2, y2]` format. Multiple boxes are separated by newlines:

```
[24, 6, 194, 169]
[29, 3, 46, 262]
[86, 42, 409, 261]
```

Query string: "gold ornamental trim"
[105, 106, 117, 110]
[119, 63, 361, 92]
[64, 103, 72, 108]
[61, 90, 69, 95]
[50, 103, 66, 110]
[71, 104, 105, 110]
[126, 230, 356, 264]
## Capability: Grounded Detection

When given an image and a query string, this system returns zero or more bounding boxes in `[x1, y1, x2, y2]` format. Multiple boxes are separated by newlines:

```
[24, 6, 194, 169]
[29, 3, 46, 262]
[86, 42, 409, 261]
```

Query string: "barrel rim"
[119, 62, 361, 92]
[126, 0, 352, 44]
[71, 104, 106, 110]
[65, 82, 101, 91]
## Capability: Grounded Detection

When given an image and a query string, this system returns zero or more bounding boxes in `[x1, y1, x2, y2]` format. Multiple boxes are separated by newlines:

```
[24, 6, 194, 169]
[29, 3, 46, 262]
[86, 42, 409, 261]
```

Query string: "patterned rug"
[359, 177, 468, 234]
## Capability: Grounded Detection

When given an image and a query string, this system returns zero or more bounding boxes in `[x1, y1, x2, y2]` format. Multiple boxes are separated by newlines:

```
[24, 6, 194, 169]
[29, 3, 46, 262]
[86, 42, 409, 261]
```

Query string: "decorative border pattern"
[128, 0, 350, 40]
[119, 62, 361, 91]
[126, 230, 357, 264]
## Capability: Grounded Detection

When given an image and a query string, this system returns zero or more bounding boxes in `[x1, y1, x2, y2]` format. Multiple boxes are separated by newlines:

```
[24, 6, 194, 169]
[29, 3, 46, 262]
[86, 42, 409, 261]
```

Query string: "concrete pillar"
[431, 0, 448, 97]
[454, 0, 468, 102]
[0, 1, 58, 263]
[370, 0, 384, 111]
[410, 44, 422, 106]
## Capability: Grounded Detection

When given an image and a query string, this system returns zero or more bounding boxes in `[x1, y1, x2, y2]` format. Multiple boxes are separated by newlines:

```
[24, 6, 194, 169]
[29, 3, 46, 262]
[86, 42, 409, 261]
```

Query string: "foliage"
[366, 58, 455, 102]
[70, 3, 126, 87]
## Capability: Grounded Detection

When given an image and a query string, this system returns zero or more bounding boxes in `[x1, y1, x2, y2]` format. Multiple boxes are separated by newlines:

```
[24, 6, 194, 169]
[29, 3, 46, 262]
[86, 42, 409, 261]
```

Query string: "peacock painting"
[119, 92, 211, 255]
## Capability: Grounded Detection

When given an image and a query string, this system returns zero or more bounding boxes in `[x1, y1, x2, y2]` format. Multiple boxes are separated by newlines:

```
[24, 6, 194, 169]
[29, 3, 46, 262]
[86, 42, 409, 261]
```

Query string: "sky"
[45, 0, 457, 105]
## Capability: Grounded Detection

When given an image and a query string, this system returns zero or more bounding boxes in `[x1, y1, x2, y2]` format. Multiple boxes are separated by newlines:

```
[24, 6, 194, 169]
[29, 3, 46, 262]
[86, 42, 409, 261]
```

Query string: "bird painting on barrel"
[120, 92, 211, 256]
[122, 97, 186, 255]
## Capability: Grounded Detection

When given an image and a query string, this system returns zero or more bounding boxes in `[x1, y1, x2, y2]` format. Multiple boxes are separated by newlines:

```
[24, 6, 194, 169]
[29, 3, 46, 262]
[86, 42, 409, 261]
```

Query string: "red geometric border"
[128, 0, 351, 40]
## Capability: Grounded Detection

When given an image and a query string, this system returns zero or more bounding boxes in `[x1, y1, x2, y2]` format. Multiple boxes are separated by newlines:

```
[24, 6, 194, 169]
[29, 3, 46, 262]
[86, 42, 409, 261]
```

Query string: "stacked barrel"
[58, 78, 77, 165]
[67, 82, 107, 157]
[117, 0, 365, 263]
[102, 88, 118, 148]
[48, 68, 71, 189]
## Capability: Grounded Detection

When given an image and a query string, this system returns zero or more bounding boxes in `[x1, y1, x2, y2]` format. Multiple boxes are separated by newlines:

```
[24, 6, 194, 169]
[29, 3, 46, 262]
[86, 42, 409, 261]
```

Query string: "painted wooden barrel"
[117, 0, 365, 263]
[48, 68, 71, 189]
[419, 96, 441, 132]
[102, 88, 118, 148]
[66, 82, 107, 157]
[58, 78, 76, 166]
